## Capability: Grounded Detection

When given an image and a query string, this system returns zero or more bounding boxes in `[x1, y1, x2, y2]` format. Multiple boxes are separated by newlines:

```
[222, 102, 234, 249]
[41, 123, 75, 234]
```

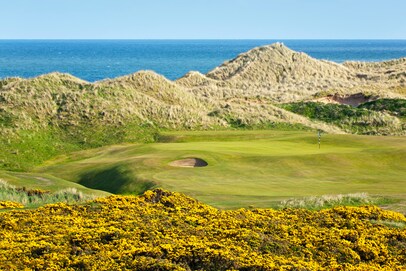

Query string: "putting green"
[32, 130, 406, 210]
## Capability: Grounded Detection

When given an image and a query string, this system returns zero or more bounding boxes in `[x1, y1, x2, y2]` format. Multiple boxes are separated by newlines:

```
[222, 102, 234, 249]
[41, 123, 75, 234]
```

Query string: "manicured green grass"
[32, 130, 406, 211]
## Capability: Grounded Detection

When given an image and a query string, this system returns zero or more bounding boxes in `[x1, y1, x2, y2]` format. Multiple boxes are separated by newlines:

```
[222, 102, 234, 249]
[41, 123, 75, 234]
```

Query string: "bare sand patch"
[169, 158, 208, 168]
[314, 93, 378, 106]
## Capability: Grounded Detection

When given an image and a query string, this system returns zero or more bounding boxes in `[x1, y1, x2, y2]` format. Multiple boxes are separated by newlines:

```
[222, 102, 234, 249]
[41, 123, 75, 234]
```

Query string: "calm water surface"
[0, 40, 405, 81]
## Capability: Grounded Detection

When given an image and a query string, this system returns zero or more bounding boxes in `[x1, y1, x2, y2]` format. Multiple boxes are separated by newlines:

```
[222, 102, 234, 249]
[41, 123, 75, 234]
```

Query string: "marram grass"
[277, 192, 386, 210]
[0, 189, 405, 270]
[0, 179, 98, 208]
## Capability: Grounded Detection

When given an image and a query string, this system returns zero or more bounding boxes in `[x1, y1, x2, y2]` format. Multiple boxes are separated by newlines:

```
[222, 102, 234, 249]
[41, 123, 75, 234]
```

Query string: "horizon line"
[1, 38, 406, 41]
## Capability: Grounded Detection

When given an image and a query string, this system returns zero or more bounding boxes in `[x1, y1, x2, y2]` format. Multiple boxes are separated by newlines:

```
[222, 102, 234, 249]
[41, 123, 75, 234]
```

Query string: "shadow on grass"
[78, 165, 155, 195]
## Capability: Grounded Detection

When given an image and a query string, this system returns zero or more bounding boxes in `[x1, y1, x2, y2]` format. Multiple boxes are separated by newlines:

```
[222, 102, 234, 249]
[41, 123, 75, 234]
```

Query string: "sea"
[0, 40, 405, 82]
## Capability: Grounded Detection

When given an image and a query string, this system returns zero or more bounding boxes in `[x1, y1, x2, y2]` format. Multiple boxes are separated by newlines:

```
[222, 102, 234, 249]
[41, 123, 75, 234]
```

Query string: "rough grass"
[277, 192, 394, 210]
[0, 179, 99, 208]
[35, 130, 406, 212]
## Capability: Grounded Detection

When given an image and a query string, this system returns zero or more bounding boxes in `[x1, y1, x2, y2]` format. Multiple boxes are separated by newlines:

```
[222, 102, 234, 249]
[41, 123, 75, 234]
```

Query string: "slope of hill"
[180, 43, 406, 103]
[205, 43, 355, 101]
[0, 71, 223, 131]
[0, 71, 224, 170]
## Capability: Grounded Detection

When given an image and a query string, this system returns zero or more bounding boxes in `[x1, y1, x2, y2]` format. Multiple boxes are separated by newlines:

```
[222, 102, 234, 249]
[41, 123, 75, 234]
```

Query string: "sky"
[1, 0, 405, 39]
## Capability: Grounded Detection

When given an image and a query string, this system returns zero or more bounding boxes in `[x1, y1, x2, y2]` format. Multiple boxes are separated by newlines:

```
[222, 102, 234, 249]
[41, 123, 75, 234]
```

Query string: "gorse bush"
[0, 189, 405, 270]
[0, 200, 23, 209]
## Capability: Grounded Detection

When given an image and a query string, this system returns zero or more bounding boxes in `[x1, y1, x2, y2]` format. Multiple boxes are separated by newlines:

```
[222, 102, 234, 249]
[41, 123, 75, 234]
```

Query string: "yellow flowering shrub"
[0, 201, 24, 209]
[0, 189, 405, 270]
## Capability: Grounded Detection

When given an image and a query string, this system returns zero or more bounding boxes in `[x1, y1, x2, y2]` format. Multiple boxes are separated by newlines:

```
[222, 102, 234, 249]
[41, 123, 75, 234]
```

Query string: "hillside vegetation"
[1, 190, 405, 270]
[1, 43, 405, 170]
[358, 98, 406, 118]
[281, 101, 405, 135]
[0, 72, 220, 171]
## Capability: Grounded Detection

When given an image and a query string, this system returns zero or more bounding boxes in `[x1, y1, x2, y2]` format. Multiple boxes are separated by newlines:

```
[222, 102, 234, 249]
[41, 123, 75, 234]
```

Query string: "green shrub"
[280, 102, 403, 135]
[359, 98, 406, 118]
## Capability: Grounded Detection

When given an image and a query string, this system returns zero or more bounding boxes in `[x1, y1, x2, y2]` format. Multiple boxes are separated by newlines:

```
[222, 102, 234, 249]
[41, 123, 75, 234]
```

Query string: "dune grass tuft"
[0, 179, 97, 208]
[277, 192, 392, 210]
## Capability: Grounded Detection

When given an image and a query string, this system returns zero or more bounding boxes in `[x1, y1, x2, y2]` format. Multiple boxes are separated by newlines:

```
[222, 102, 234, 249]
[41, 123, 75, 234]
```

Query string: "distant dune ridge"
[180, 43, 406, 102]
[0, 43, 405, 138]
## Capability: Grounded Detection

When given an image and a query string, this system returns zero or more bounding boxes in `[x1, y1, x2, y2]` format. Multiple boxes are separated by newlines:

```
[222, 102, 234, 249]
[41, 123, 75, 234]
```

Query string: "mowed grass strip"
[34, 130, 406, 210]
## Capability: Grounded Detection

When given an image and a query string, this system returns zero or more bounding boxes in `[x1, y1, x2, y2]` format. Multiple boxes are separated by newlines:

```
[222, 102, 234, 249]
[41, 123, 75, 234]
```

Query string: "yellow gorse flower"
[0, 201, 24, 209]
[0, 189, 405, 270]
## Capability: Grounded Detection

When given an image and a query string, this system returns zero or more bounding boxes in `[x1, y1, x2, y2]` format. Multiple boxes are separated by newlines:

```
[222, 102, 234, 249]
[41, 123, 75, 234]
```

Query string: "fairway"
[28, 130, 406, 210]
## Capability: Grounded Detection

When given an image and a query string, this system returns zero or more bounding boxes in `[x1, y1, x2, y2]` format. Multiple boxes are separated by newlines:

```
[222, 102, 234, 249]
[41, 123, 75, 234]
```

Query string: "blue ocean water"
[0, 40, 405, 82]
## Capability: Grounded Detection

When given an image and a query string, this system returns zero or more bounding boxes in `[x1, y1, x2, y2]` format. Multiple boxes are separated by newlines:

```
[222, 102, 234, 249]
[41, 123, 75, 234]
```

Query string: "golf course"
[1, 45, 405, 271]
[1, 130, 400, 211]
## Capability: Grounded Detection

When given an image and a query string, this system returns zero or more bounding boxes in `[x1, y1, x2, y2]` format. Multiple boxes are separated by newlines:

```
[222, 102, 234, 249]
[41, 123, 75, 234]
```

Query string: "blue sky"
[1, 0, 405, 39]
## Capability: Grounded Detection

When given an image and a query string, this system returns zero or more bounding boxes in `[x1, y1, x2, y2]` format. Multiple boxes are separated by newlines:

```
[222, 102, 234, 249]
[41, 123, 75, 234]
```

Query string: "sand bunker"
[169, 158, 208, 168]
